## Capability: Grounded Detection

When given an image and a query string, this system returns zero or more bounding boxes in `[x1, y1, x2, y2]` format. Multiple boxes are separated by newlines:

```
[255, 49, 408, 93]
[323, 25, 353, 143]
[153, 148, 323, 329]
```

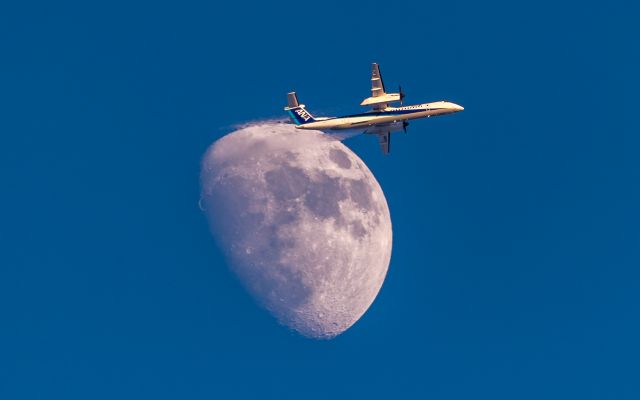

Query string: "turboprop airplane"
[284, 63, 463, 154]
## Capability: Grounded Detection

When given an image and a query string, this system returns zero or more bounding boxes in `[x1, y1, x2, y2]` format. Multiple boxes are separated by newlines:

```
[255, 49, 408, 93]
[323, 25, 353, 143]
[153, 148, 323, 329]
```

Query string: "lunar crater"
[329, 148, 352, 169]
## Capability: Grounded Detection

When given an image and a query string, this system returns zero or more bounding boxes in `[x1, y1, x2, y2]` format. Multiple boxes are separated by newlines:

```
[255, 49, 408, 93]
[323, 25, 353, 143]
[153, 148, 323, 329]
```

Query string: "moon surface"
[200, 122, 392, 339]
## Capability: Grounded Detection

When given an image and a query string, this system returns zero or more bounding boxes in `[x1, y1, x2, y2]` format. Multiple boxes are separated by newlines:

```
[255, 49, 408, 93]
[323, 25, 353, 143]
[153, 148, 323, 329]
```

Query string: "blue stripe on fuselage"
[324, 107, 444, 121]
[287, 110, 301, 125]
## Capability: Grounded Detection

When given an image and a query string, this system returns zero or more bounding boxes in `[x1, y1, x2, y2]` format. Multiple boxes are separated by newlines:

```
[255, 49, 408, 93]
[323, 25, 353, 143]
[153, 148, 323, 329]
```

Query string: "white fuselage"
[296, 101, 464, 131]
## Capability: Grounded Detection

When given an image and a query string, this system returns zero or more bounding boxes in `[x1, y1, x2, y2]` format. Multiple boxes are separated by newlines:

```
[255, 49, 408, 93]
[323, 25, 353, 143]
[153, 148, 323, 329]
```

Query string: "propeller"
[402, 121, 409, 133]
[399, 85, 406, 105]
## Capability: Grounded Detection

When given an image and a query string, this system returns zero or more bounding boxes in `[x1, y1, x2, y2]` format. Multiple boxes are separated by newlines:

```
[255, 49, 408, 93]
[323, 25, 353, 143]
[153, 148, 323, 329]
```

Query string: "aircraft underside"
[284, 63, 463, 154]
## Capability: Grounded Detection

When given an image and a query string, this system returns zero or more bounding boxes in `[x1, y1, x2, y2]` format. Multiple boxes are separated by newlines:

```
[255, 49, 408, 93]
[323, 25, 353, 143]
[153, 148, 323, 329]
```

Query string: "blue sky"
[1, 1, 639, 398]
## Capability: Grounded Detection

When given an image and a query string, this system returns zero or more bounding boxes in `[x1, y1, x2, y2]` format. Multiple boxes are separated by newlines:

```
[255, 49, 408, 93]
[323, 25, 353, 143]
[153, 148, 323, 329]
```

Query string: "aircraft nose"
[452, 103, 464, 111]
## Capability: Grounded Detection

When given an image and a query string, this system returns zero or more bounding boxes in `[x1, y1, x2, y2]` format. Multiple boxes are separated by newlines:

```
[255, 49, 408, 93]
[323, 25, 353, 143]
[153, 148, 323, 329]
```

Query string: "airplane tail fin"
[284, 92, 316, 125]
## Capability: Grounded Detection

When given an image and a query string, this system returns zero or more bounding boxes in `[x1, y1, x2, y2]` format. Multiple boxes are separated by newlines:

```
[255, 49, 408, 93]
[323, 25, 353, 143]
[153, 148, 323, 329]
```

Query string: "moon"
[200, 122, 392, 339]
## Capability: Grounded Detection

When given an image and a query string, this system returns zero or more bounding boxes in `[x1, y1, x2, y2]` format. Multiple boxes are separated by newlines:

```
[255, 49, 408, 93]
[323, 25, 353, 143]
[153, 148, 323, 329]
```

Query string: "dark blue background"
[1, 1, 639, 398]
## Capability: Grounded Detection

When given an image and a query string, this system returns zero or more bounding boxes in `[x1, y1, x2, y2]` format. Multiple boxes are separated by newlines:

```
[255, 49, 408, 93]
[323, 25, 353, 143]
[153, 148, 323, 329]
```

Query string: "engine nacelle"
[360, 93, 401, 107]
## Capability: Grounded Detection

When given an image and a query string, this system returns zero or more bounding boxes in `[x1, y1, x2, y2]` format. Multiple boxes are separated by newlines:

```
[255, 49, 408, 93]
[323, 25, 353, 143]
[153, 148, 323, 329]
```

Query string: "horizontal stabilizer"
[285, 92, 300, 109]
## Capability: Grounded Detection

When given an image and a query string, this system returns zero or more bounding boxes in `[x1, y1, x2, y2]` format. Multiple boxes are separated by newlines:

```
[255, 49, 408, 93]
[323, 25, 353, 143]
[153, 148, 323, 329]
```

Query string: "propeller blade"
[399, 85, 405, 105]
[403, 121, 409, 133]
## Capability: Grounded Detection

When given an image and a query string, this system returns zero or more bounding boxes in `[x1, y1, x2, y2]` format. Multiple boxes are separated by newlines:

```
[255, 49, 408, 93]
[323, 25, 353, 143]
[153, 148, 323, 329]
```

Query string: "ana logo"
[295, 108, 312, 121]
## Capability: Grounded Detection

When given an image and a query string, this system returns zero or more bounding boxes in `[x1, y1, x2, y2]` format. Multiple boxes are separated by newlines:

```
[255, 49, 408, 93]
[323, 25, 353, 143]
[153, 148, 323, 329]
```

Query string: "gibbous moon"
[200, 123, 392, 339]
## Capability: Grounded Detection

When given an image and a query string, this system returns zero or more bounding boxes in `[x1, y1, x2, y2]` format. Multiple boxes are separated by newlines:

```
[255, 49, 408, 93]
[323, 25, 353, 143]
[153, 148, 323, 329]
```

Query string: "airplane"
[284, 63, 464, 154]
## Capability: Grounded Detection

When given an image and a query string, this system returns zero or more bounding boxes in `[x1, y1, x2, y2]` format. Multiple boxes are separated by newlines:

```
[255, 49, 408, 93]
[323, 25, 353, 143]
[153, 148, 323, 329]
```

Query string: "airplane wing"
[370, 63, 386, 98]
[360, 63, 401, 110]
[378, 131, 391, 155]
[363, 123, 401, 155]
